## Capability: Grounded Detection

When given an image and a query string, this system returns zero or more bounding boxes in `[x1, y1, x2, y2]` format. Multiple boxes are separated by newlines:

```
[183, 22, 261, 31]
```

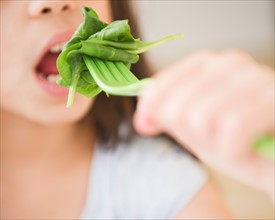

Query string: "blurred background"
[131, 0, 274, 219]
[132, 0, 274, 71]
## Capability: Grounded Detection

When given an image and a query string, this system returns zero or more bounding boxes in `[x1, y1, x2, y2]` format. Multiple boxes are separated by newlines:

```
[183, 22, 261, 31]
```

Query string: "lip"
[34, 30, 74, 69]
[33, 30, 74, 96]
[34, 73, 69, 96]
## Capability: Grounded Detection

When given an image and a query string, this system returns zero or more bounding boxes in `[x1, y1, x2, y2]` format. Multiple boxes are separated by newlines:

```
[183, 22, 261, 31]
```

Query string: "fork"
[83, 55, 152, 96]
[83, 55, 274, 160]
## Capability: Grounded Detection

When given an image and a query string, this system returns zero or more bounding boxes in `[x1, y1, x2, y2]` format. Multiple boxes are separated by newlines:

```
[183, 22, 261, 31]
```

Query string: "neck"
[1, 109, 95, 173]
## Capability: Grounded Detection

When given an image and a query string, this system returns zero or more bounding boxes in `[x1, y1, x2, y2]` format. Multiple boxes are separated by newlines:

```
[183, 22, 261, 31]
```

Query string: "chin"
[33, 97, 95, 125]
[2, 95, 95, 126]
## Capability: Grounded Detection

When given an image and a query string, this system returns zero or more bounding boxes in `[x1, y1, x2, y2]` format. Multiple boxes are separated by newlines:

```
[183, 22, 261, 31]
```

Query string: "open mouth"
[33, 30, 74, 96]
[34, 41, 69, 96]
[35, 42, 65, 83]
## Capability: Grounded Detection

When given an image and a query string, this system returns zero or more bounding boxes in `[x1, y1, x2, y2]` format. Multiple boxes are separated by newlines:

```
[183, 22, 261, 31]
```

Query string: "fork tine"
[84, 55, 151, 96]
[92, 57, 116, 82]
[100, 59, 137, 83]
[103, 61, 126, 82]
[93, 57, 138, 83]
[114, 62, 139, 82]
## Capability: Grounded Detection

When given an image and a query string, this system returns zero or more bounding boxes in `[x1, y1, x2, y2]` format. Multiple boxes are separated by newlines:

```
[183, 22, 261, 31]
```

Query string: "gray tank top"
[80, 136, 207, 219]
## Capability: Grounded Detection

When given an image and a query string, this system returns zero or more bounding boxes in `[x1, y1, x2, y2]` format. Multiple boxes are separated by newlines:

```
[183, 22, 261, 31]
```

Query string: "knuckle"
[161, 103, 183, 126]
[188, 49, 217, 62]
[189, 104, 213, 132]
[223, 49, 253, 64]
[195, 107, 207, 122]
[219, 111, 247, 136]
[198, 49, 216, 57]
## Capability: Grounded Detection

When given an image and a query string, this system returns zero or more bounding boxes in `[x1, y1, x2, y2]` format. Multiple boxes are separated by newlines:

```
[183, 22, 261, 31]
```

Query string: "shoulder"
[108, 135, 208, 219]
[174, 180, 234, 219]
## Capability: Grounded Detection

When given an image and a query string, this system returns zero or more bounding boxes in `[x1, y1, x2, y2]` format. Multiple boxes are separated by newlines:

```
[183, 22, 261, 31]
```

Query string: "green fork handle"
[254, 136, 275, 160]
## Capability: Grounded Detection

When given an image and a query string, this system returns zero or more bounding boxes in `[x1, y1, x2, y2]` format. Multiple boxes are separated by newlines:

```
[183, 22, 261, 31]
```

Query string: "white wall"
[132, 0, 274, 71]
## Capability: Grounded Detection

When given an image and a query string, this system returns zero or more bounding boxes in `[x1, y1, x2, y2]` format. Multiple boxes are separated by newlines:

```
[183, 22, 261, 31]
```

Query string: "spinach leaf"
[57, 7, 183, 107]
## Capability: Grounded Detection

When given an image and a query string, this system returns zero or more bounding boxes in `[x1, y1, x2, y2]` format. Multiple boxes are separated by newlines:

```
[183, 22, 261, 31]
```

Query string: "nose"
[28, 1, 75, 18]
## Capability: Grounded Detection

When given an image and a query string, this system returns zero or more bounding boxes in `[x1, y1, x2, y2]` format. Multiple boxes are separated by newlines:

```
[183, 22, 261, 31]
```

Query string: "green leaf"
[76, 70, 102, 98]
[57, 6, 183, 107]
[91, 20, 135, 42]
[56, 42, 81, 86]
[64, 7, 107, 49]
[79, 41, 139, 63]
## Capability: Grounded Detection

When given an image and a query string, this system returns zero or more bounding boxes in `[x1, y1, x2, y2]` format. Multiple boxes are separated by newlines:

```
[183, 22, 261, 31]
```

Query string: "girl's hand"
[134, 50, 275, 200]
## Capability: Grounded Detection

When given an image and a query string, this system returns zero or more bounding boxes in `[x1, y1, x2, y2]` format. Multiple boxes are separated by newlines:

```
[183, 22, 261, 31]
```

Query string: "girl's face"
[0, 0, 112, 125]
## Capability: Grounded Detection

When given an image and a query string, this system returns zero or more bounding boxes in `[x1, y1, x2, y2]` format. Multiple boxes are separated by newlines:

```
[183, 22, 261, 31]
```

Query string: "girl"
[1, 1, 273, 219]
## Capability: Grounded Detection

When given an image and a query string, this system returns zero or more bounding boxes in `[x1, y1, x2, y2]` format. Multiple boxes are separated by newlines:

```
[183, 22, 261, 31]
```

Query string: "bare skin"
[134, 50, 275, 201]
[2, 1, 266, 219]
[1, 1, 111, 219]
[1, 109, 95, 219]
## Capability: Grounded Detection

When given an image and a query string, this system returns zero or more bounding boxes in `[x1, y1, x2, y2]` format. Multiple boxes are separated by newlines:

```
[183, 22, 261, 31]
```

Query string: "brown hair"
[87, 1, 151, 146]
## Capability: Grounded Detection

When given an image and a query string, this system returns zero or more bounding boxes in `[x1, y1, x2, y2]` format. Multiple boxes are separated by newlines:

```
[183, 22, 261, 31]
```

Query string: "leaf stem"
[134, 33, 184, 54]
[66, 72, 80, 108]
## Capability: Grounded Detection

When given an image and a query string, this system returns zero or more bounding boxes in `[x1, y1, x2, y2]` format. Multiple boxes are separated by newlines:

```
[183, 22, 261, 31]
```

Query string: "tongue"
[37, 52, 59, 75]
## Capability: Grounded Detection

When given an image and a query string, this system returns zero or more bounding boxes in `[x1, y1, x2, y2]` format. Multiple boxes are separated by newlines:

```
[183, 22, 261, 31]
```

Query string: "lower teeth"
[47, 74, 61, 83]
[37, 72, 61, 83]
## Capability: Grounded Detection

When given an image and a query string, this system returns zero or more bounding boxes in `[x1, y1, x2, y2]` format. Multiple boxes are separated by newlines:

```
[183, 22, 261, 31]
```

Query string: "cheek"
[0, 54, 34, 113]
[1, 32, 34, 103]
[1, 3, 32, 84]
[0, 68, 25, 111]
[1, 91, 95, 125]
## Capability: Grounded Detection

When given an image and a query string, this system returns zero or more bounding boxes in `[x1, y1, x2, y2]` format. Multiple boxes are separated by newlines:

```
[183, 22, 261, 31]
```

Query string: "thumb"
[133, 100, 162, 136]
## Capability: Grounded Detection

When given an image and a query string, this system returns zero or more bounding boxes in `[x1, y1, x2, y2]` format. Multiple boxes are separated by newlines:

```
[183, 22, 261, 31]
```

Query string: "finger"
[214, 90, 274, 162]
[187, 66, 271, 150]
[134, 51, 217, 135]
[149, 52, 253, 149]
[133, 104, 161, 136]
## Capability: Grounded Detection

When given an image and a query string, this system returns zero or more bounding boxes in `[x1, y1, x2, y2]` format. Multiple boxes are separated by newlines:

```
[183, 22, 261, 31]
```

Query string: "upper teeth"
[49, 42, 66, 53]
